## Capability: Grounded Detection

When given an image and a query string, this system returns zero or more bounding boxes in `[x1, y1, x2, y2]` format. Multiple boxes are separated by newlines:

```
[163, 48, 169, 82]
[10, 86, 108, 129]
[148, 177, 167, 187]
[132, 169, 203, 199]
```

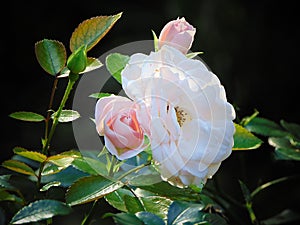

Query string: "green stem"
[81, 200, 97, 225]
[204, 186, 245, 208]
[245, 202, 259, 225]
[42, 73, 78, 153]
[124, 185, 145, 210]
[251, 175, 300, 198]
[108, 155, 117, 177]
[37, 161, 46, 189]
[46, 218, 53, 225]
[201, 189, 245, 225]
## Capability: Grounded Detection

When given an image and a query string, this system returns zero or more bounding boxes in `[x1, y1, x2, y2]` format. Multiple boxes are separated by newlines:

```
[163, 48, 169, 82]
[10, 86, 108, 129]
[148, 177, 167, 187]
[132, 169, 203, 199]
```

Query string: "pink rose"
[158, 17, 196, 54]
[95, 95, 149, 160]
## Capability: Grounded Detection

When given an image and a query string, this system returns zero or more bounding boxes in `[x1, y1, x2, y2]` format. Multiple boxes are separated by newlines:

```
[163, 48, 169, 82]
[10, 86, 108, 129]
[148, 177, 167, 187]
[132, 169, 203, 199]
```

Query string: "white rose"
[121, 45, 235, 187]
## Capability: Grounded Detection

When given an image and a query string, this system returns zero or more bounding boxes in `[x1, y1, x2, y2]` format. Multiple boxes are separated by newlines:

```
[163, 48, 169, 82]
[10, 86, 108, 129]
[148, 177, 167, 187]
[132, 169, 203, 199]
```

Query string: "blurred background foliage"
[1, 0, 299, 224]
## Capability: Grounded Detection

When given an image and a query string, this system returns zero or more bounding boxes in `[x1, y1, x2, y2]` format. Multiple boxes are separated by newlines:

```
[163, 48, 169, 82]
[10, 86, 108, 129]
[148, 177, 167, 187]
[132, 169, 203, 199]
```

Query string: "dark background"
[1, 0, 299, 224]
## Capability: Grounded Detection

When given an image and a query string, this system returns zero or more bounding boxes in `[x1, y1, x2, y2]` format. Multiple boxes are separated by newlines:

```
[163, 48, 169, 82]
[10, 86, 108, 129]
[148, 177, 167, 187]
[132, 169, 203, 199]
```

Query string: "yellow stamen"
[175, 106, 190, 127]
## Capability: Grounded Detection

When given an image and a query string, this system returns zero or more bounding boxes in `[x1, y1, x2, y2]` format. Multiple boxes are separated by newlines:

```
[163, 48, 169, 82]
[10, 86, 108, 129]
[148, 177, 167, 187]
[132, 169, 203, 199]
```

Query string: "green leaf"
[167, 201, 205, 225]
[51, 109, 80, 122]
[141, 196, 173, 220]
[13, 147, 47, 163]
[136, 181, 201, 201]
[135, 211, 165, 225]
[67, 44, 87, 74]
[77, 157, 109, 177]
[41, 166, 88, 187]
[10, 200, 72, 224]
[233, 123, 263, 150]
[128, 172, 163, 187]
[280, 120, 300, 139]
[66, 175, 124, 206]
[239, 180, 258, 224]
[268, 137, 295, 149]
[268, 137, 300, 160]
[203, 213, 228, 225]
[105, 188, 134, 212]
[238, 180, 252, 203]
[9, 111, 45, 122]
[89, 92, 112, 99]
[43, 150, 81, 172]
[106, 53, 130, 84]
[2, 160, 36, 176]
[41, 163, 66, 176]
[0, 175, 17, 191]
[59, 149, 82, 157]
[35, 39, 67, 75]
[124, 195, 145, 213]
[151, 30, 159, 51]
[186, 52, 204, 58]
[71, 157, 99, 175]
[0, 189, 23, 204]
[127, 165, 163, 186]
[47, 155, 75, 167]
[84, 57, 103, 72]
[110, 213, 144, 225]
[40, 181, 61, 192]
[70, 12, 122, 52]
[274, 149, 300, 160]
[105, 189, 172, 220]
[245, 117, 289, 137]
[261, 209, 300, 225]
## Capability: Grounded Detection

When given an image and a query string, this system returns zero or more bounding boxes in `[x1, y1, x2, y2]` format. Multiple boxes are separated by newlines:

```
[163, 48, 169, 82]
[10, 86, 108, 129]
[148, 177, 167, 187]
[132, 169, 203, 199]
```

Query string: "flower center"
[175, 106, 190, 127]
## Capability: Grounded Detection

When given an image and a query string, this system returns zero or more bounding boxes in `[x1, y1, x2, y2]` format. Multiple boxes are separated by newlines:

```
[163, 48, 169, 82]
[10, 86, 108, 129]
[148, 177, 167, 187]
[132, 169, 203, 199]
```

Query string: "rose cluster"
[95, 17, 236, 188]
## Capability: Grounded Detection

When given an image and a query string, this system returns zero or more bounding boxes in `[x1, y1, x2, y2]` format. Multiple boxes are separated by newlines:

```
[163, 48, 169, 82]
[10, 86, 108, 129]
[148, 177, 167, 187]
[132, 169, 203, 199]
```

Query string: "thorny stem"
[38, 73, 78, 189]
[43, 73, 78, 154]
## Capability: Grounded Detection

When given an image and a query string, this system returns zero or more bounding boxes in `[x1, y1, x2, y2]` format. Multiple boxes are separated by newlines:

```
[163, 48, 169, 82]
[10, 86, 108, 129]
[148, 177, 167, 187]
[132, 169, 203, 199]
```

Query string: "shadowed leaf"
[10, 200, 72, 224]
[245, 117, 289, 137]
[167, 201, 205, 225]
[269, 137, 300, 160]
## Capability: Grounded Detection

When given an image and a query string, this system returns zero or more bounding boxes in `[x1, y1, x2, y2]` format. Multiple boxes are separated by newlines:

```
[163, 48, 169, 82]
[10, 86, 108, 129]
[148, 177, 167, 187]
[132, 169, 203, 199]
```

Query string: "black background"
[2, 0, 299, 159]
[1, 0, 299, 224]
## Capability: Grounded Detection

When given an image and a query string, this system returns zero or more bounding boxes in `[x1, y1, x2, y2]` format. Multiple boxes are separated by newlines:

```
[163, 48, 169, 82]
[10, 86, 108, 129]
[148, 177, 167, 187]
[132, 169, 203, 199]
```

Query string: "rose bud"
[158, 17, 196, 54]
